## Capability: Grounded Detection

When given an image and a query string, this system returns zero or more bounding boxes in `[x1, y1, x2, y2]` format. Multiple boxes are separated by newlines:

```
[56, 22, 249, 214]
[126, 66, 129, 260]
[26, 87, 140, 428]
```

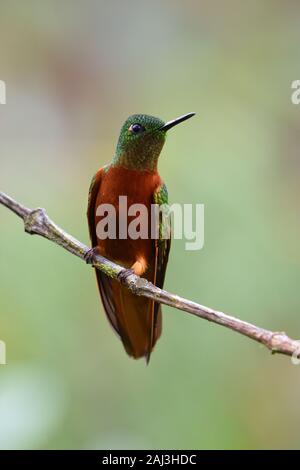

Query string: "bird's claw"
[117, 268, 134, 285]
[84, 247, 98, 264]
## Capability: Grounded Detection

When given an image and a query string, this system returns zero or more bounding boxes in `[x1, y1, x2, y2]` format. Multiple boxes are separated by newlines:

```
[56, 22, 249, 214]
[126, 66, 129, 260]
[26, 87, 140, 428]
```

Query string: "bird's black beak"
[160, 112, 195, 131]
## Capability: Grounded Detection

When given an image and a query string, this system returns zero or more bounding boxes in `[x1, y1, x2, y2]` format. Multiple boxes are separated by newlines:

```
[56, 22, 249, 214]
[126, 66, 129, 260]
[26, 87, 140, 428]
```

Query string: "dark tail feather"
[95, 269, 162, 359]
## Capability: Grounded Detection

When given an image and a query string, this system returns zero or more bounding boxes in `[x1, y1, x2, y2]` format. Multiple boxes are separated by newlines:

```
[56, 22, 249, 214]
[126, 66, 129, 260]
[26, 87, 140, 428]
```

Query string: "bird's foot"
[117, 268, 134, 285]
[84, 247, 99, 264]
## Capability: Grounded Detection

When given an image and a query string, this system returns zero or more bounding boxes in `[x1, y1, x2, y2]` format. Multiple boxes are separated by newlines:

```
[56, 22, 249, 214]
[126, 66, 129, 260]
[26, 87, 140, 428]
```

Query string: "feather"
[87, 166, 170, 360]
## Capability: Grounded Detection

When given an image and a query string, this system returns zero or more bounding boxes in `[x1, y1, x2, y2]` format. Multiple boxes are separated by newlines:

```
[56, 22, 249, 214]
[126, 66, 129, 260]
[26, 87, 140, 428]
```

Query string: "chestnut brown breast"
[95, 166, 162, 269]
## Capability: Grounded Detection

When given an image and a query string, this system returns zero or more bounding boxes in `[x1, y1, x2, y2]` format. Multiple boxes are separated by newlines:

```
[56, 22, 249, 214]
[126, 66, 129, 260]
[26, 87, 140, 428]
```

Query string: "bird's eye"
[129, 123, 145, 134]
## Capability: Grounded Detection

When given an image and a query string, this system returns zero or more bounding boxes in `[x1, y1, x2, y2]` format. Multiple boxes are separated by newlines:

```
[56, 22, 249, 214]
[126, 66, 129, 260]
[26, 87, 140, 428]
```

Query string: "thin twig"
[1, 190, 299, 359]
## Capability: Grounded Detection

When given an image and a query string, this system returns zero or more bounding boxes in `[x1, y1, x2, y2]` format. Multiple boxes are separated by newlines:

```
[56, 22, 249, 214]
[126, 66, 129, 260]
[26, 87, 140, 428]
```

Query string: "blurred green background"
[1, 0, 300, 450]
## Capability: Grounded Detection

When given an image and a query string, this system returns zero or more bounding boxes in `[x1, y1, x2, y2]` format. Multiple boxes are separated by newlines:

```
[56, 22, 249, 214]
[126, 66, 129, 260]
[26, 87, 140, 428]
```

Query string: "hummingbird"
[86, 112, 195, 361]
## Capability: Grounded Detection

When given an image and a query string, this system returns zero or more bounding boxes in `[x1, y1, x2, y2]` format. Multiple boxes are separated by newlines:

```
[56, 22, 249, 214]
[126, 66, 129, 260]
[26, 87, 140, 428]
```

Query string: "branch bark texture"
[1, 190, 299, 359]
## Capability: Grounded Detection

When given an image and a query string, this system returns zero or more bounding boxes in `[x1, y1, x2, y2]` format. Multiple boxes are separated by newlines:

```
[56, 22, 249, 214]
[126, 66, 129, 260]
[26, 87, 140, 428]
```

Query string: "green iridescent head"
[113, 112, 195, 171]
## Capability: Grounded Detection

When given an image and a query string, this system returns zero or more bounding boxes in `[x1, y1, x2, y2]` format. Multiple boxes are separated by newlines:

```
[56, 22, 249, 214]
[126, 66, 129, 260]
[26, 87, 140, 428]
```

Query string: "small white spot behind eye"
[129, 123, 145, 133]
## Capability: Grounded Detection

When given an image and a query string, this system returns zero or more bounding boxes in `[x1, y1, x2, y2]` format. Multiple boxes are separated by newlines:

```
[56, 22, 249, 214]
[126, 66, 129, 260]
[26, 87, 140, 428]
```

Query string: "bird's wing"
[149, 183, 172, 352]
[153, 183, 171, 290]
[87, 168, 103, 248]
[87, 165, 121, 334]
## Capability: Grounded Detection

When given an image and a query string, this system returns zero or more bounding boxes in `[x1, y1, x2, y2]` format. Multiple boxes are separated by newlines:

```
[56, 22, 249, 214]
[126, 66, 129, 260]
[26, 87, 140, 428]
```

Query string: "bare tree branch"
[1, 190, 299, 359]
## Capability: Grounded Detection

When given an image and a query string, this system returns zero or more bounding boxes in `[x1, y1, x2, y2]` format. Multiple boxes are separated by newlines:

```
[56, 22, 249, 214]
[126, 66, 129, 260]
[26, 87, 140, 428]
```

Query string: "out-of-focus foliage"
[1, 0, 300, 449]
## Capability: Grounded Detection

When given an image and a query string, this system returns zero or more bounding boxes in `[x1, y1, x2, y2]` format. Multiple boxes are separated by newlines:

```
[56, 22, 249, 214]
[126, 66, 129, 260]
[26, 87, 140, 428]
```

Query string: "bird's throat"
[113, 133, 165, 171]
